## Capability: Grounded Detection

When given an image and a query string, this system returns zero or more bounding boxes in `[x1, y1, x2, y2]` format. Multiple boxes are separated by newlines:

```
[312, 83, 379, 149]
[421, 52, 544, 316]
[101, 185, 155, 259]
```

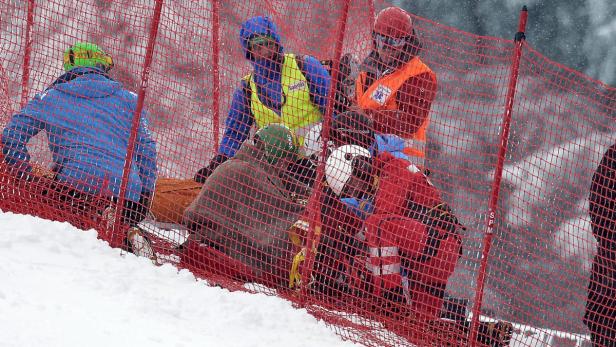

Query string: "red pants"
[365, 214, 462, 321]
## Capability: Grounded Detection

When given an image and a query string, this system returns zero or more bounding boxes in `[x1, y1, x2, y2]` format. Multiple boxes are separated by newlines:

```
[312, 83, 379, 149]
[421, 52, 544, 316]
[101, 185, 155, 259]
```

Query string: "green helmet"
[63, 42, 114, 72]
[254, 123, 299, 165]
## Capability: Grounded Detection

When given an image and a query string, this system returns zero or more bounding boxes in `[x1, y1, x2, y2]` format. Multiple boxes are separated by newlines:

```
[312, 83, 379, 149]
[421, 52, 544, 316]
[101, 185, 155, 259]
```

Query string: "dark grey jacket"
[183, 143, 307, 286]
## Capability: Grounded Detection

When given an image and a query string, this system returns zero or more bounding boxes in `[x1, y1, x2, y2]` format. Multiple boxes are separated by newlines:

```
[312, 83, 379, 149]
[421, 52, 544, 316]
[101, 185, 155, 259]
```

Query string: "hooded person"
[355, 7, 437, 168]
[183, 124, 308, 287]
[194, 16, 331, 183]
[1, 42, 158, 260]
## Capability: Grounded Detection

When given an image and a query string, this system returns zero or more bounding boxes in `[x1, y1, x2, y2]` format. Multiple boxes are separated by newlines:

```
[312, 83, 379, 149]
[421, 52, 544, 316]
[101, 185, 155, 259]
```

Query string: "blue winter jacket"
[218, 16, 331, 158]
[2, 67, 157, 202]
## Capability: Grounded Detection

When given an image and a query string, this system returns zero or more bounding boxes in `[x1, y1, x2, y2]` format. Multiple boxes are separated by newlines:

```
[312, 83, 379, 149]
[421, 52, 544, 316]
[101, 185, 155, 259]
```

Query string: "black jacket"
[584, 142, 616, 345]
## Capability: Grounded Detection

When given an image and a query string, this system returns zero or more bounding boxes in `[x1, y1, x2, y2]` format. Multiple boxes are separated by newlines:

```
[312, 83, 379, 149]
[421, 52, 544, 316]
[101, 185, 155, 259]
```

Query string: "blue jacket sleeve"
[341, 197, 374, 221]
[134, 111, 158, 194]
[218, 81, 253, 158]
[303, 55, 331, 115]
[1, 97, 45, 173]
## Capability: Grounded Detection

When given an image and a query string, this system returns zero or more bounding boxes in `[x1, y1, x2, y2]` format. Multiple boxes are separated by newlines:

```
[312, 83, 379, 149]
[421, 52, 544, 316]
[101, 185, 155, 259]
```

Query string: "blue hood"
[239, 16, 286, 113]
[239, 16, 283, 61]
[53, 69, 120, 99]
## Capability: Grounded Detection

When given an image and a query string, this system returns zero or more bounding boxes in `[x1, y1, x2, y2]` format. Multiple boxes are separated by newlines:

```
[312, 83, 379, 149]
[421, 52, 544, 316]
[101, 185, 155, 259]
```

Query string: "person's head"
[254, 123, 299, 170]
[337, 53, 360, 100]
[331, 110, 375, 149]
[373, 7, 415, 66]
[63, 42, 113, 73]
[240, 16, 282, 62]
[325, 145, 374, 198]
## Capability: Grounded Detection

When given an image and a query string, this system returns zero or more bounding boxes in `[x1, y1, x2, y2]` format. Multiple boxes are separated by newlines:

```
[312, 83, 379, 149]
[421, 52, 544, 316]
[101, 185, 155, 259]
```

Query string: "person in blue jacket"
[194, 15, 331, 183]
[2, 42, 158, 258]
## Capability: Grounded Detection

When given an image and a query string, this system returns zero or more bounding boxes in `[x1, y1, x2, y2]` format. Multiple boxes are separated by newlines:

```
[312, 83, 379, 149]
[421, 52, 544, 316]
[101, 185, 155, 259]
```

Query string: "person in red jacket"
[324, 144, 463, 338]
[369, 154, 462, 322]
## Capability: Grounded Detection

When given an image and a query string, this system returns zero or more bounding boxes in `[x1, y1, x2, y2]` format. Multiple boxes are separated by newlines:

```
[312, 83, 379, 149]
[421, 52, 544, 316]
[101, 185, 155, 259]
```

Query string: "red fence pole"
[299, 0, 352, 301]
[113, 0, 165, 233]
[20, 0, 35, 109]
[211, 0, 220, 153]
[469, 6, 528, 346]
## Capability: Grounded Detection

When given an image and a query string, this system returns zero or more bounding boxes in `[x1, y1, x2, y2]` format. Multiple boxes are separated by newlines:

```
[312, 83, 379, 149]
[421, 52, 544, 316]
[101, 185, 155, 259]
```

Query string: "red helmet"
[374, 7, 413, 38]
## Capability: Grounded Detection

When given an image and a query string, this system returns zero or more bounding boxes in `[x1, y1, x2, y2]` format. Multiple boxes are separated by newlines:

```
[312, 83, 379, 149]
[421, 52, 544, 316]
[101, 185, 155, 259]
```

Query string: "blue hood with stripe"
[238, 16, 286, 136]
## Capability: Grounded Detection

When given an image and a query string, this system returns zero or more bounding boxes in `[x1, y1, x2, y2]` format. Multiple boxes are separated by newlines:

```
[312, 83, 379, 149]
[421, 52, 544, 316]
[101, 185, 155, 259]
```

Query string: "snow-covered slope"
[0, 211, 357, 347]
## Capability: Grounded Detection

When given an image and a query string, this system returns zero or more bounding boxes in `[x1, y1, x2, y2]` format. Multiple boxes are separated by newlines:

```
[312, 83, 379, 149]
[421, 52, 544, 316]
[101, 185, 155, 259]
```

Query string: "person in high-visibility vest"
[356, 7, 437, 168]
[194, 16, 331, 183]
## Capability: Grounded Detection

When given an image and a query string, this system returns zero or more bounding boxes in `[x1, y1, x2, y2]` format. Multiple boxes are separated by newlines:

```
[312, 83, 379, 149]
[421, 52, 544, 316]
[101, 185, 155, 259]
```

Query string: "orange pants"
[150, 178, 202, 224]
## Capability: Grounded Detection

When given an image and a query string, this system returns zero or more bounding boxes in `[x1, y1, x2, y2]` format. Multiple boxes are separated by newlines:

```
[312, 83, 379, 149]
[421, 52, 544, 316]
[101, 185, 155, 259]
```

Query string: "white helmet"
[325, 145, 371, 196]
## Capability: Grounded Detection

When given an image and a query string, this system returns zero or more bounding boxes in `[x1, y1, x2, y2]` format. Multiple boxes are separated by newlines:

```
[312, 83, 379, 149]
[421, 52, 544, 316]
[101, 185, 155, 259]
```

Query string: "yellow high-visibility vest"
[246, 53, 323, 145]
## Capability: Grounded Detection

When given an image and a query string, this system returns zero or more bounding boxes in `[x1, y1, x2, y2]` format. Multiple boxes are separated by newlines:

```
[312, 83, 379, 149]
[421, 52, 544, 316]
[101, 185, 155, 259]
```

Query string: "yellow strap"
[289, 248, 306, 289]
[288, 223, 322, 289]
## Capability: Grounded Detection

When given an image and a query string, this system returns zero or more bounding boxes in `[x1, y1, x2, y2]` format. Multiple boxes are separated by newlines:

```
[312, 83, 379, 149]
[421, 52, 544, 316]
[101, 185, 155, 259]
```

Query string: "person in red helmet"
[355, 6, 437, 169]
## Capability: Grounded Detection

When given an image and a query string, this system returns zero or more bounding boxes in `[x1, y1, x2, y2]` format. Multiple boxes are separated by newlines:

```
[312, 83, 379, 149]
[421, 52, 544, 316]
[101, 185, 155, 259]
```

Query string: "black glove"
[194, 154, 227, 183]
[121, 190, 152, 227]
[286, 156, 317, 187]
[427, 203, 466, 234]
[139, 190, 153, 211]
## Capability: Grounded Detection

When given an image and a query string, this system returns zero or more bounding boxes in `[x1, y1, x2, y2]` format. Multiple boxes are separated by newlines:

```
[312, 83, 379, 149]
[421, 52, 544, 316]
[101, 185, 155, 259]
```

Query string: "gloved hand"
[286, 156, 317, 186]
[119, 190, 153, 227]
[138, 190, 153, 214]
[194, 154, 227, 183]
[427, 203, 466, 233]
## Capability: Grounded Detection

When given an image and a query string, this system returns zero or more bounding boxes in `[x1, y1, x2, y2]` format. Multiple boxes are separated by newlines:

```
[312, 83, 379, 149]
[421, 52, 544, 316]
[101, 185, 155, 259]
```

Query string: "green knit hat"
[63, 42, 114, 72]
[254, 124, 299, 165]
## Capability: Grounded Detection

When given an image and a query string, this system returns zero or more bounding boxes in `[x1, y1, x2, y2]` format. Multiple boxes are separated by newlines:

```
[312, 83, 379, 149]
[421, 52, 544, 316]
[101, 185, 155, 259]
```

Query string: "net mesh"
[1, 1, 614, 346]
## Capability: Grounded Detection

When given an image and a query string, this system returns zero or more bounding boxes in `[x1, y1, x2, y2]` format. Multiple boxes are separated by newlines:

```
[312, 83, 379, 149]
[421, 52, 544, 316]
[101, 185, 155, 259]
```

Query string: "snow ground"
[0, 210, 594, 347]
[0, 211, 357, 347]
